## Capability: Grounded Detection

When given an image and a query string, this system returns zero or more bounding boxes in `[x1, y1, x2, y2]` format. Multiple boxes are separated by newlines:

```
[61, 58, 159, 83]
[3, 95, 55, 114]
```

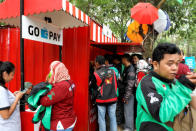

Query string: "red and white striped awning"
[0, 0, 118, 42]
[62, 0, 90, 25]
[0, 0, 90, 28]
[90, 21, 118, 43]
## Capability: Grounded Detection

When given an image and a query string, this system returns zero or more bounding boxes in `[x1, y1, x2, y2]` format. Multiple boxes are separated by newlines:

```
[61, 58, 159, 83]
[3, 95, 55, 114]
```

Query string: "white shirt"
[0, 86, 21, 131]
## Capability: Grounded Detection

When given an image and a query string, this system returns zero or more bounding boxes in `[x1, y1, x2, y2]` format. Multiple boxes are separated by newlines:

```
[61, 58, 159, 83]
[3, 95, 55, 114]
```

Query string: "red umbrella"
[131, 2, 158, 25]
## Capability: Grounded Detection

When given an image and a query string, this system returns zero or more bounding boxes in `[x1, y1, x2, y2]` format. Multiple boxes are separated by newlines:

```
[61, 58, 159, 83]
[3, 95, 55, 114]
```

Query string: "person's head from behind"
[104, 54, 113, 66]
[131, 54, 143, 65]
[152, 43, 181, 80]
[0, 61, 15, 85]
[122, 54, 131, 67]
[95, 55, 105, 69]
[147, 57, 152, 65]
[112, 54, 121, 65]
[47, 61, 70, 84]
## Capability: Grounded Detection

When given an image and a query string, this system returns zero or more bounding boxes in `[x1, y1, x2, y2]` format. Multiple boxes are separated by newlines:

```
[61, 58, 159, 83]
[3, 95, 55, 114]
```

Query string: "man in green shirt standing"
[136, 43, 196, 131]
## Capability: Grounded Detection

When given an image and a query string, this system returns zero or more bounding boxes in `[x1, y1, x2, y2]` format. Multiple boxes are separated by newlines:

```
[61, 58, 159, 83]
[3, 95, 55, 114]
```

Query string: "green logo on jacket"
[48, 92, 55, 100]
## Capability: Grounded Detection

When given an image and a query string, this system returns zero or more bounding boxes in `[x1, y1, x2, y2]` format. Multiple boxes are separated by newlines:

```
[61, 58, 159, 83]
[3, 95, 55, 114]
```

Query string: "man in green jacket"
[136, 43, 196, 131]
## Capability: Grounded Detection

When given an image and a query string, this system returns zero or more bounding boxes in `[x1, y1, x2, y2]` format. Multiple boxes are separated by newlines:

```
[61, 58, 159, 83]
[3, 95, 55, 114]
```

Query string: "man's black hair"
[104, 54, 113, 64]
[122, 54, 131, 63]
[0, 61, 15, 86]
[112, 54, 121, 61]
[95, 55, 105, 65]
[131, 54, 143, 60]
[152, 43, 181, 63]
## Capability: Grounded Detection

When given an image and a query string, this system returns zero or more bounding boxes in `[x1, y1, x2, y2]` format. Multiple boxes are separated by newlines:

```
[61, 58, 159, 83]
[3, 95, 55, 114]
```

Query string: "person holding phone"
[0, 61, 25, 131]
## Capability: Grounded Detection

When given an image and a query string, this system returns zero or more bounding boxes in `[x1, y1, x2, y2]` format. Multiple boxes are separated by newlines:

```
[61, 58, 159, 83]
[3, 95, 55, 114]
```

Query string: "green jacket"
[136, 71, 195, 131]
[109, 66, 120, 97]
[109, 66, 120, 79]
[27, 83, 52, 130]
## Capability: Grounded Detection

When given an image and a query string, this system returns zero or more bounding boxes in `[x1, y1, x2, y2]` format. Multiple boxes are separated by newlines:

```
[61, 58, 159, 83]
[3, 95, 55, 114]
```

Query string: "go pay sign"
[22, 16, 63, 46]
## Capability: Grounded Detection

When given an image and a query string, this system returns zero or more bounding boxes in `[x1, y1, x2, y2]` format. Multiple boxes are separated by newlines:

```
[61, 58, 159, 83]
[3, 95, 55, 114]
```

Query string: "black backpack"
[95, 67, 117, 104]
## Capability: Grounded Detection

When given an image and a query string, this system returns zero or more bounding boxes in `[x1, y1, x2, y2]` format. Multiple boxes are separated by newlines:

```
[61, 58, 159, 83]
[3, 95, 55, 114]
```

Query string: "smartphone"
[21, 82, 33, 93]
[21, 86, 32, 93]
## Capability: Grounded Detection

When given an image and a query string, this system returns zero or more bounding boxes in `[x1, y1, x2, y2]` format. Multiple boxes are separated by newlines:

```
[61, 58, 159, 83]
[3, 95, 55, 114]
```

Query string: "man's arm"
[191, 96, 196, 110]
[124, 66, 135, 102]
[190, 89, 196, 110]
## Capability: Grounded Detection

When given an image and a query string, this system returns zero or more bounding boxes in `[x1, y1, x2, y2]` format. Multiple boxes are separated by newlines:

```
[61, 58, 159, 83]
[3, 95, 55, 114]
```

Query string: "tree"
[70, 0, 134, 42]
[158, 0, 196, 57]
[69, 0, 195, 57]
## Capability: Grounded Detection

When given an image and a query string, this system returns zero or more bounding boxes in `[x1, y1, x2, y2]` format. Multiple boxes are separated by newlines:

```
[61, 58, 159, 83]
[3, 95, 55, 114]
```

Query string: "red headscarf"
[48, 61, 70, 84]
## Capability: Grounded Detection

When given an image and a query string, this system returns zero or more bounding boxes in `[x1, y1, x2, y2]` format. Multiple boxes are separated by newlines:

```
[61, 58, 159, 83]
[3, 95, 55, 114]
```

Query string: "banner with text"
[22, 16, 63, 46]
[185, 56, 195, 70]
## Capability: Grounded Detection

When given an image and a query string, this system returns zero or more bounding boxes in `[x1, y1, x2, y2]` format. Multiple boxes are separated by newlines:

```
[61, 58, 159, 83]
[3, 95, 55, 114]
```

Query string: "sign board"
[185, 56, 195, 70]
[102, 24, 112, 39]
[22, 15, 63, 46]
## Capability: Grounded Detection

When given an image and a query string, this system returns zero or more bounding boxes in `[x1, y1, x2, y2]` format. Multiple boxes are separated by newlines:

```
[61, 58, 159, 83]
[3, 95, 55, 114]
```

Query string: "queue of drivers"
[89, 53, 152, 131]
[89, 43, 196, 131]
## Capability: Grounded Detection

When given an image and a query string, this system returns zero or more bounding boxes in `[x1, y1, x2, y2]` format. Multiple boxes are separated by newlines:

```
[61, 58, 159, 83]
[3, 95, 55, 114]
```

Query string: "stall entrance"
[88, 42, 144, 131]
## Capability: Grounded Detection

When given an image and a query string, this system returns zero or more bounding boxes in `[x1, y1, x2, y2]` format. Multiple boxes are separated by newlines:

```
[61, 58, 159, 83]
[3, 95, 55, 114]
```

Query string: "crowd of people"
[89, 43, 196, 131]
[0, 43, 196, 131]
[89, 52, 154, 131]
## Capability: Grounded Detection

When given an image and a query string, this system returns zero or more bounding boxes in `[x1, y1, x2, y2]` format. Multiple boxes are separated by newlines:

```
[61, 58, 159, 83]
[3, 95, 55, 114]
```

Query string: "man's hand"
[186, 73, 196, 85]
[122, 98, 128, 104]
[26, 87, 32, 95]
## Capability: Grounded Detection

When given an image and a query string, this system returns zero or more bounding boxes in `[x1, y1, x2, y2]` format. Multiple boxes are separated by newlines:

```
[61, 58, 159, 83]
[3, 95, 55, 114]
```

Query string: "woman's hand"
[13, 91, 20, 96]
[0, 92, 25, 120]
[15, 92, 25, 101]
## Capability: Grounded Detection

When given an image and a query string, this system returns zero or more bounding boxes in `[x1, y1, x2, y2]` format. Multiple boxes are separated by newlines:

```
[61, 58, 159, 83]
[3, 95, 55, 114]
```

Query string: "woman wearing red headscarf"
[40, 61, 76, 131]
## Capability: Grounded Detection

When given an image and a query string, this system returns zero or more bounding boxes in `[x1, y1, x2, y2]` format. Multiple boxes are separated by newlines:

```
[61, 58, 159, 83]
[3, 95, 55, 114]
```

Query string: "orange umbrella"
[127, 21, 148, 43]
[142, 24, 148, 35]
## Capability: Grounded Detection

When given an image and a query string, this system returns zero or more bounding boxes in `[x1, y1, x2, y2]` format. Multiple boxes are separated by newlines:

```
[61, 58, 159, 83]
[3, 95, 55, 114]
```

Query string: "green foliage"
[158, 0, 196, 56]
[162, 0, 195, 39]
[0, 0, 4, 3]
[69, 0, 135, 42]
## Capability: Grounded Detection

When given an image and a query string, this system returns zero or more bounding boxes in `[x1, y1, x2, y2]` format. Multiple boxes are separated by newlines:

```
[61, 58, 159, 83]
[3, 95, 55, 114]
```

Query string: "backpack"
[136, 71, 147, 86]
[136, 60, 150, 86]
[170, 106, 194, 131]
[95, 67, 117, 104]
